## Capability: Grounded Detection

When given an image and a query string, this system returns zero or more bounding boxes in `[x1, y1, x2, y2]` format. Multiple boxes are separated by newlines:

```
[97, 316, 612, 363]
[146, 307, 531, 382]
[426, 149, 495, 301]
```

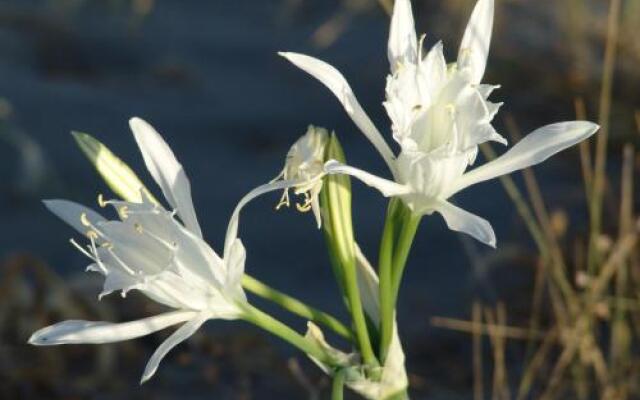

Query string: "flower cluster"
[29, 0, 599, 398]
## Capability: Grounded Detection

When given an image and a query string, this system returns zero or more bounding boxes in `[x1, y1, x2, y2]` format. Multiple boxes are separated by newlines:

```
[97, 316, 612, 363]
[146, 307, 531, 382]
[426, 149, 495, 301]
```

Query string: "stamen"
[80, 213, 92, 227]
[118, 206, 129, 220]
[138, 225, 178, 250]
[88, 235, 110, 274]
[69, 238, 96, 261]
[275, 190, 290, 210]
[295, 193, 313, 213]
[97, 194, 108, 208]
[80, 212, 109, 241]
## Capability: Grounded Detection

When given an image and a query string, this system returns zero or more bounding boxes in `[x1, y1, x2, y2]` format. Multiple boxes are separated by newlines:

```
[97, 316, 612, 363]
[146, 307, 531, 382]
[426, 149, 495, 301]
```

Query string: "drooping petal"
[388, 0, 418, 70]
[279, 52, 396, 172]
[436, 200, 496, 247]
[446, 121, 599, 197]
[140, 312, 210, 383]
[28, 310, 197, 345]
[324, 160, 411, 197]
[458, 0, 494, 84]
[225, 178, 304, 258]
[43, 199, 106, 237]
[129, 117, 202, 238]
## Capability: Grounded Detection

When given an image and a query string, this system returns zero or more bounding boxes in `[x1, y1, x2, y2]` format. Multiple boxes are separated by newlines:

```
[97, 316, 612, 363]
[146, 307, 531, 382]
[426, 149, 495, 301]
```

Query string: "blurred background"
[0, 0, 639, 398]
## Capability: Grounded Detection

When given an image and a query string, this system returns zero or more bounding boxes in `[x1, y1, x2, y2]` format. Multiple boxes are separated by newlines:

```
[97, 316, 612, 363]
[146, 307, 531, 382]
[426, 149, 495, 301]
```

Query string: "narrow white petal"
[388, 0, 418, 69]
[140, 312, 209, 383]
[436, 201, 496, 247]
[324, 160, 411, 197]
[224, 178, 304, 257]
[447, 121, 599, 196]
[279, 52, 396, 172]
[43, 199, 106, 236]
[458, 0, 494, 84]
[129, 117, 202, 237]
[28, 310, 197, 346]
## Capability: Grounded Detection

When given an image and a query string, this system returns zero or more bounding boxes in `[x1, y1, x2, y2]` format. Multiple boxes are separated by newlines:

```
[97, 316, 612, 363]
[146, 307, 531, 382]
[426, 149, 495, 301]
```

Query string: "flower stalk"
[238, 303, 338, 367]
[322, 134, 379, 368]
[378, 199, 420, 363]
[241, 275, 353, 341]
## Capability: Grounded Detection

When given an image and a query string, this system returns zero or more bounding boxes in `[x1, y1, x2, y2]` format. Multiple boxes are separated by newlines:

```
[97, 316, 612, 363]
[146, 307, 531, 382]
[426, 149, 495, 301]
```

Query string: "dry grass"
[432, 0, 640, 398]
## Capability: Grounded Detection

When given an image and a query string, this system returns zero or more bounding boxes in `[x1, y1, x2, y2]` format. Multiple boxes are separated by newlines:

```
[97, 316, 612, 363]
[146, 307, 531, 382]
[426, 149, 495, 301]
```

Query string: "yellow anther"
[275, 191, 290, 211]
[295, 193, 313, 213]
[118, 206, 129, 220]
[97, 193, 107, 208]
[86, 230, 98, 240]
[80, 213, 91, 227]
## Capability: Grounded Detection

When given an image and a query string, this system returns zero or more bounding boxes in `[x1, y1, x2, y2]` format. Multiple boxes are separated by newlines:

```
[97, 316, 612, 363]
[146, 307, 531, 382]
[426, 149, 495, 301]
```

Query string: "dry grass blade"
[588, 232, 637, 300]
[430, 316, 545, 340]
[484, 305, 510, 400]
[589, 0, 622, 273]
[575, 97, 593, 199]
[473, 302, 484, 400]
[517, 329, 559, 400]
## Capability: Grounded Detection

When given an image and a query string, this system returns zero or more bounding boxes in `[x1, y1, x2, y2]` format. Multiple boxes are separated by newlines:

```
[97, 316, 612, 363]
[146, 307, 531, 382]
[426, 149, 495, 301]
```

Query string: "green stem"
[320, 183, 349, 306]
[390, 212, 421, 302]
[239, 303, 336, 367]
[242, 275, 353, 341]
[327, 173, 378, 367]
[378, 200, 399, 363]
[332, 369, 346, 400]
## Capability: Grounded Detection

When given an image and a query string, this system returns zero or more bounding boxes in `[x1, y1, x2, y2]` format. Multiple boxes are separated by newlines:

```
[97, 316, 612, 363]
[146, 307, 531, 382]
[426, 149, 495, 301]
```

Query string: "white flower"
[273, 125, 329, 228]
[29, 118, 251, 383]
[279, 0, 598, 247]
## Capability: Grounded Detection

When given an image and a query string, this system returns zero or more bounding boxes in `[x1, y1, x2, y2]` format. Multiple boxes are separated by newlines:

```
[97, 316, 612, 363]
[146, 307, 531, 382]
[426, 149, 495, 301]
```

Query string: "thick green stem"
[378, 200, 399, 363]
[332, 369, 346, 400]
[239, 303, 336, 367]
[390, 212, 421, 302]
[323, 135, 379, 368]
[241, 275, 353, 341]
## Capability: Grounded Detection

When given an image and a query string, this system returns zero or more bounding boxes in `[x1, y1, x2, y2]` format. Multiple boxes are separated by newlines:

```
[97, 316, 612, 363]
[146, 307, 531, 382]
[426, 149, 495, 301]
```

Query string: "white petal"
[129, 117, 202, 237]
[43, 199, 106, 237]
[140, 312, 209, 383]
[279, 52, 396, 172]
[458, 0, 494, 84]
[28, 310, 197, 345]
[355, 244, 380, 325]
[388, 0, 418, 69]
[447, 121, 599, 196]
[436, 201, 496, 247]
[324, 160, 411, 197]
[224, 179, 304, 257]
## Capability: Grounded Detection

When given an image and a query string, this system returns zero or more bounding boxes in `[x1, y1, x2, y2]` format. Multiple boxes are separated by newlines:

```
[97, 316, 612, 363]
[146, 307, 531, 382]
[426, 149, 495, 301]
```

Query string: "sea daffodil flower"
[273, 125, 329, 228]
[29, 118, 256, 383]
[280, 0, 598, 247]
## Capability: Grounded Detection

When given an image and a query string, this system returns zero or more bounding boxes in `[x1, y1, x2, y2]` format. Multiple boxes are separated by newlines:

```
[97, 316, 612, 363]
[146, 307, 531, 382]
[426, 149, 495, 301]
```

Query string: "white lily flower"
[279, 0, 599, 247]
[29, 118, 253, 383]
[273, 125, 329, 228]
